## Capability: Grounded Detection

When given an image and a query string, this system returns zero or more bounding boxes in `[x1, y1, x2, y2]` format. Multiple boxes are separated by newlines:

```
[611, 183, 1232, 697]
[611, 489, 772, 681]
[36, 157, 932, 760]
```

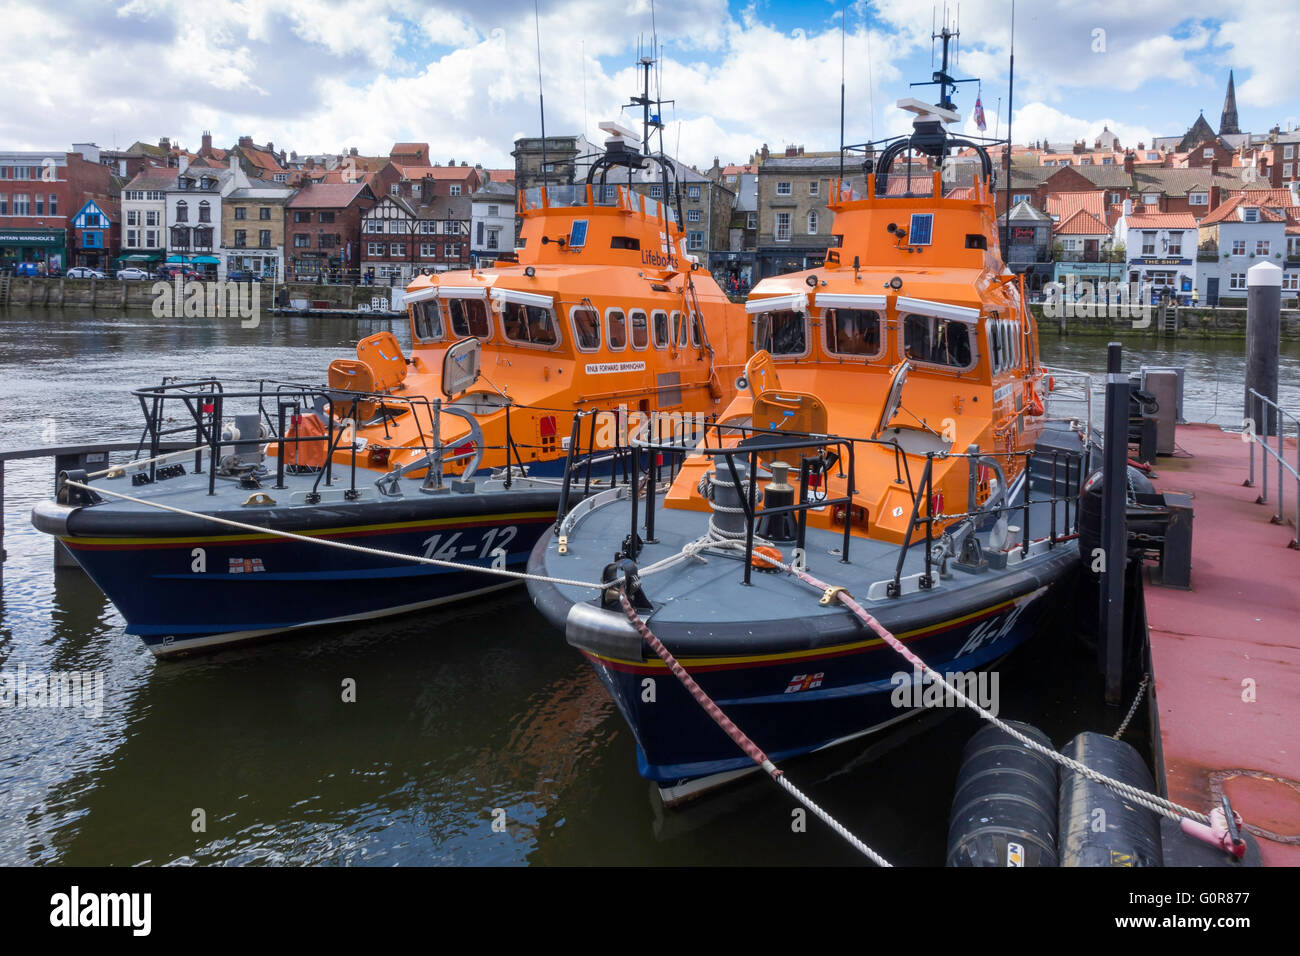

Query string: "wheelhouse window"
[652, 310, 669, 349]
[902, 313, 973, 369]
[606, 309, 628, 350]
[446, 297, 491, 339]
[502, 302, 559, 347]
[672, 310, 687, 347]
[571, 307, 601, 351]
[690, 312, 702, 347]
[824, 308, 883, 358]
[754, 310, 808, 357]
[629, 310, 649, 349]
[411, 300, 445, 342]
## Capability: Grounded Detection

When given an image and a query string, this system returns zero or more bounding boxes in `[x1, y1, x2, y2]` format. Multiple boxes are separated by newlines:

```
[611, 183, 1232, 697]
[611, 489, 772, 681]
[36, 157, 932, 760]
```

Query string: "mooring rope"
[615, 589, 892, 867]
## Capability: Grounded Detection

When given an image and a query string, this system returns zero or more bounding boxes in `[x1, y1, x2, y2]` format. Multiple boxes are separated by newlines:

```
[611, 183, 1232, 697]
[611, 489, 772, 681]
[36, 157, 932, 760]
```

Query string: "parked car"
[226, 270, 264, 283]
[155, 265, 202, 281]
[66, 266, 107, 279]
[116, 267, 152, 280]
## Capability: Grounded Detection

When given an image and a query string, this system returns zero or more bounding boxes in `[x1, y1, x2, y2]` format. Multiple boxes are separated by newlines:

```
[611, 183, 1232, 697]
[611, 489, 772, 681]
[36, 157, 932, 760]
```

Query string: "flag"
[974, 95, 987, 132]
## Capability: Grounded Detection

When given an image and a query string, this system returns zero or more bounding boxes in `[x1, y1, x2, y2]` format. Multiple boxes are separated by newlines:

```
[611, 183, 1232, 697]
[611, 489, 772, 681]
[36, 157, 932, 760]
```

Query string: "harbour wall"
[0, 277, 398, 312]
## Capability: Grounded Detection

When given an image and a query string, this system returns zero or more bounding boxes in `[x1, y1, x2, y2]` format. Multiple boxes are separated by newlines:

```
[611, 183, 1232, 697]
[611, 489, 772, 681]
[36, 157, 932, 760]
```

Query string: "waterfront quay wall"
[1028, 303, 1300, 339]
[0, 277, 395, 311]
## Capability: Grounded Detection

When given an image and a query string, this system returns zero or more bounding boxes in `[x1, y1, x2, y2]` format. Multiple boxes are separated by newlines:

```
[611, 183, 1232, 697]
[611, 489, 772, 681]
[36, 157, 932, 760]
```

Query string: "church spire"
[1220, 70, 1240, 136]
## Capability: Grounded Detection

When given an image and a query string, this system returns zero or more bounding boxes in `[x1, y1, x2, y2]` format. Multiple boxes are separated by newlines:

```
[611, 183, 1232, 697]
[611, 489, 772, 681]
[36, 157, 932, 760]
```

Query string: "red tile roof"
[1198, 195, 1289, 226]
[285, 183, 371, 208]
[393, 164, 478, 180]
[1045, 191, 1105, 221]
[1125, 212, 1199, 229]
[1054, 209, 1110, 236]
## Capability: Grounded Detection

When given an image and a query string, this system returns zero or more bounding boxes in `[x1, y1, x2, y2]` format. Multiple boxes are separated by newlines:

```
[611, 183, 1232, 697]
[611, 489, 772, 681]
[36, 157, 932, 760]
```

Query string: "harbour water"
[2, 309, 1297, 866]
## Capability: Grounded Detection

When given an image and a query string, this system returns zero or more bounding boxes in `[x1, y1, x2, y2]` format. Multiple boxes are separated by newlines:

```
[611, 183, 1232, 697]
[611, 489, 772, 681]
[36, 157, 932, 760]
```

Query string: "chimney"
[1210, 159, 1218, 174]
[785, 145, 798, 157]
[1210, 185, 1221, 208]
[1122, 198, 1132, 218]
[1073, 141, 1083, 155]
[201, 131, 212, 154]
[350, 147, 359, 156]
[1288, 181, 1298, 205]
[266, 142, 273, 154]
[1123, 151, 1135, 174]
[760, 143, 770, 162]
[159, 136, 170, 152]
[179, 155, 190, 174]
[238, 135, 253, 148]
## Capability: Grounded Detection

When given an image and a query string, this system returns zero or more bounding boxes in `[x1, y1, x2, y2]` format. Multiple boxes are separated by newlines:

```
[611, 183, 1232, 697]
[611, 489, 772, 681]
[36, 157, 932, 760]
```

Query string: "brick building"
[285, 182, 376, 282]
[0, 148, 116, 273]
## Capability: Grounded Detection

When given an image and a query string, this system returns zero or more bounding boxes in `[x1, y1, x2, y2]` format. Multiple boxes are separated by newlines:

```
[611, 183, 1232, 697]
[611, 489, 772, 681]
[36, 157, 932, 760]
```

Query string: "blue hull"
[61, 509, 554, 656]
[579, 586, 1053, 788]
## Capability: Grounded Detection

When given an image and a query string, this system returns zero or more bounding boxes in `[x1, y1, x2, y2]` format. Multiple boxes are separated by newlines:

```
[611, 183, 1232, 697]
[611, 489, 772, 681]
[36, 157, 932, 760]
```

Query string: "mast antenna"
[533, 0, 548, 183]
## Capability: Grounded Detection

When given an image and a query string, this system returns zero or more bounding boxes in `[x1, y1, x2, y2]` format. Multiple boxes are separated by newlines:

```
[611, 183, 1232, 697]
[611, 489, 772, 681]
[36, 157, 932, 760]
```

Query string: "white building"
[120, 167, 176, 271]
[1194, 192, 1298, 304]
[1113, 203, 1199, 304]
[470, 181, 515, 263]
[165, 159, 230, 279]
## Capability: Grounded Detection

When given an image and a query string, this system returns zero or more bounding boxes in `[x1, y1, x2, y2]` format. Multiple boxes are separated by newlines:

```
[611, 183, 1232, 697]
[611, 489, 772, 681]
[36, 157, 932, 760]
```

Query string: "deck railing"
[1245, 388, 1300, 550]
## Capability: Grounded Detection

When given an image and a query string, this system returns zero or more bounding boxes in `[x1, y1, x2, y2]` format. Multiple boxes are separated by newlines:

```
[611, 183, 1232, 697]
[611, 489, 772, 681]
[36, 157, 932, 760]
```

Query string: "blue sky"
[1, 1, 1295, 167]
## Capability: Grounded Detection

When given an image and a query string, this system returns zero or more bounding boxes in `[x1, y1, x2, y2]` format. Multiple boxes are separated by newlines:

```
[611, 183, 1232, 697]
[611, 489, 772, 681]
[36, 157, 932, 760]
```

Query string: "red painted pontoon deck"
[1146, 423, 1300, 866]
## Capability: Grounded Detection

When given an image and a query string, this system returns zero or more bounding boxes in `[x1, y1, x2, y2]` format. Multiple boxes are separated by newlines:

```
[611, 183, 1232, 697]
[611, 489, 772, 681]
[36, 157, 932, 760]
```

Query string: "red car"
[155, 265, 203, 281]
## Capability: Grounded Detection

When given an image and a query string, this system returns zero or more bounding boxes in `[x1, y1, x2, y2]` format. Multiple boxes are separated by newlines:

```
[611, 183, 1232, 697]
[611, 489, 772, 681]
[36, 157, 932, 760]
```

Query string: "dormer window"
[1242, 207, 1259, 223]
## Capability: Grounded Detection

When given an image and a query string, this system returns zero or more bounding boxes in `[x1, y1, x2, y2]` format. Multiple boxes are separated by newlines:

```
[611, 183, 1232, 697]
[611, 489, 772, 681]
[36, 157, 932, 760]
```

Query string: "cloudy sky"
[4, 0, 1297, 167]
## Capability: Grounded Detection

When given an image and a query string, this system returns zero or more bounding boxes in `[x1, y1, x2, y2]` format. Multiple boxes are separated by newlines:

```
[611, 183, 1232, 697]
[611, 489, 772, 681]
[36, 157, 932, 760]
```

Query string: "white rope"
[774, 772, 892, 867]
[61, 480, 608, 591]
[87, 444, 209, 480]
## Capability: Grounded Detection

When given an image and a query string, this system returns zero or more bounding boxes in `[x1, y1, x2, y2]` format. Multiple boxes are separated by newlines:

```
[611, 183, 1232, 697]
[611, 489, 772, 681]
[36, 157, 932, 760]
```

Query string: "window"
[570, 307, 600, 350]
[146, 229, 157, 247]
[902, 313, 973, 368]
[672, 310, 686, 347]
[687, 185, 701, 200]
[146, 211, 158, 227]
[629, 310, 649, 349]
[449, 185, 461, 197]
[411, 300, 444, 342]
[1286, 164, 1294, 180]
[1229, 272, 1247, 291]
[33, 194, 44, 215]
[746, 212, 757, 229]
[807, 211, 818, 234]
[367, 242, 384, 256]
[419, 243, 437, 257]
[127, 210, 138, 226]
[606, 309, 627, 350]
[126, 229, 137, 246]
[1189, 192, 1208, 206]
[390, 242, 405, 256]
[319, 211, 335, 224]
[1282, 272, 1298, 292]
[652, 310, 669, 349]
[502, 302, 558, 346]
[775, 181, 791, 196]
[1203, 148, 1215, 159]
[1141, 231, 1156, 255]
[234, 206, 247, 220]
[1256, 240, 1270, 256]
[390, 184, 400, 196]
[260, 207, 271, 220]
[1232, 239, 1246, 256]
[259, 230, 270, 248]
[1167, 235, 1182, 256]
[690, 312, 702, 347]
[295, 234, 310, 247]
[775, 212, 791, 242]
[1108, 192, 1124, 205]
[754, 310, 807, 356]
[198, 200, 211, 223]
[175, 200, 188, 222]
[234, 230, 246, 248]
[447, 297, 490, 338]
[808, 181, 819, 196]
[319, 235, 335, 249]
[687, 208, 702, 222]
[1285, 145, 1296, 160]
[650, 184, 662, 199]
[1012, 193, 1030, 204]
[1242, 207, 1259, 223]
[687, 231, 704, 250]
[49, 194, 58, 214]
[295, 211, 311, 223]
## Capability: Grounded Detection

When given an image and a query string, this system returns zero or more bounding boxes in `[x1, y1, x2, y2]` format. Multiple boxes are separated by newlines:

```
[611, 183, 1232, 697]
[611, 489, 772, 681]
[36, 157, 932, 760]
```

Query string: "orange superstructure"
[302, 153, 749, 482]
[665, 114, 1050, 545]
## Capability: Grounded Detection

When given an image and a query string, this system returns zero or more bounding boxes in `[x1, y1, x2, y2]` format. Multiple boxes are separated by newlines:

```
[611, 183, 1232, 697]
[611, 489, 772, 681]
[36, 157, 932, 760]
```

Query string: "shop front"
[0, 228, 66, 273]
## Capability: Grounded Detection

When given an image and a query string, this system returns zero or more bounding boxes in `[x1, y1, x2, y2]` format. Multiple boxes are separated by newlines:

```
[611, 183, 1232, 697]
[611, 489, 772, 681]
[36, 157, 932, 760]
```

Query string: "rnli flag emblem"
[228, 558, 266, 574]
[785, 673, 823, 694]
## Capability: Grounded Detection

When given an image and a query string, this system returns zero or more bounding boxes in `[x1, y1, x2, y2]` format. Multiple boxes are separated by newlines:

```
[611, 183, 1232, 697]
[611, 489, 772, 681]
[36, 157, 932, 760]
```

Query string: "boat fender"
[600, 558, 652, 611]
[946, 722, 1059, 866]
[1058, 732, 1161, 867]
[1077, 466, 1158, 576]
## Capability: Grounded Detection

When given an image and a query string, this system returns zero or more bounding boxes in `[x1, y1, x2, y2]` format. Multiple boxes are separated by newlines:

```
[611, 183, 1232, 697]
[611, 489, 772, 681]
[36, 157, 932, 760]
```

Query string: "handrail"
[1245, 388, 1300, 549]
